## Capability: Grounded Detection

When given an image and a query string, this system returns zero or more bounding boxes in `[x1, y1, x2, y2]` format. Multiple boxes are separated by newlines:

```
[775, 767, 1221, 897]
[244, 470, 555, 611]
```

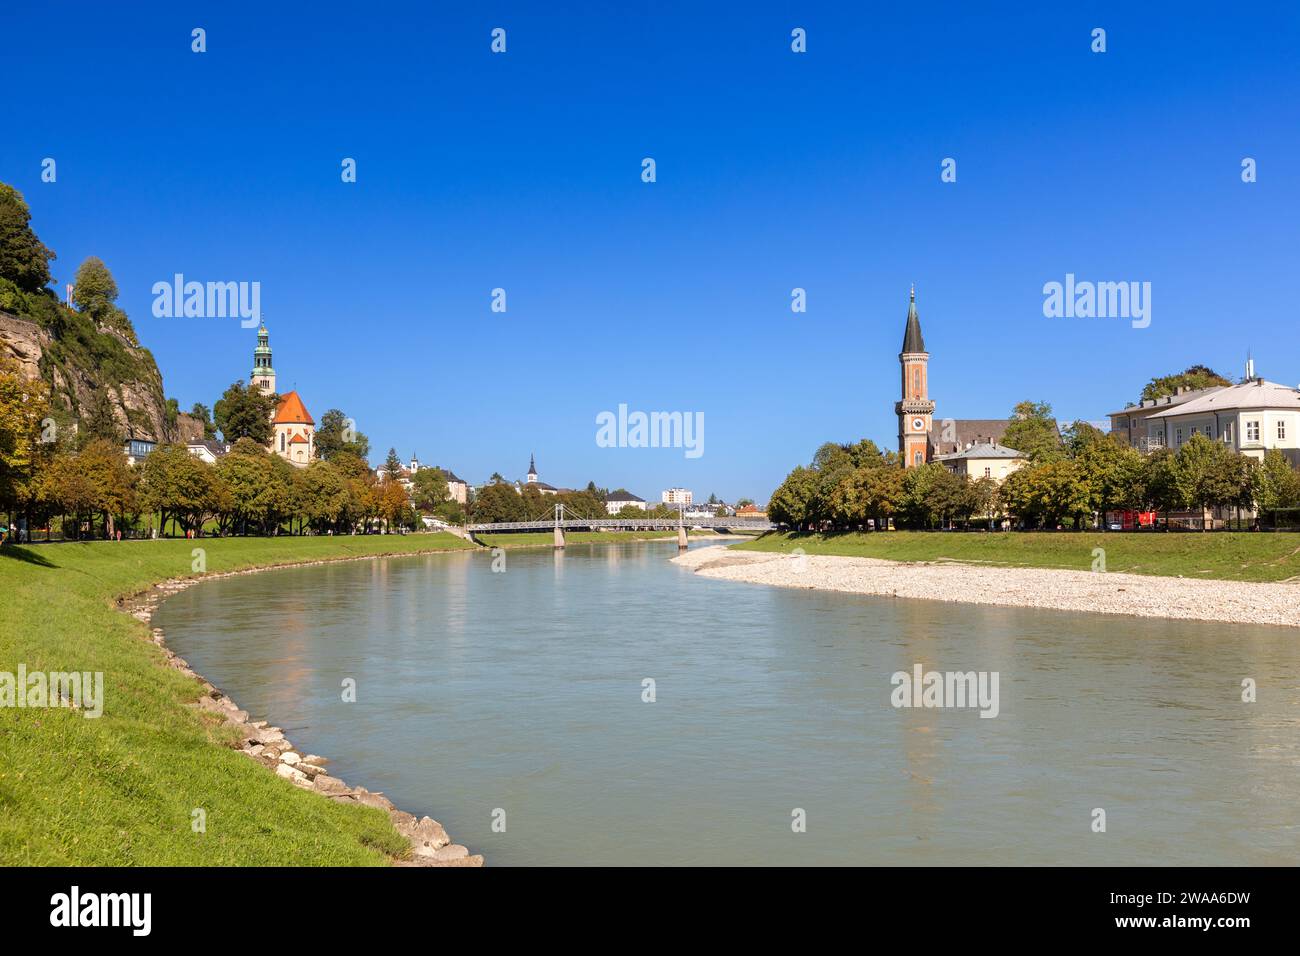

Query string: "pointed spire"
[901, 287, 925, 353]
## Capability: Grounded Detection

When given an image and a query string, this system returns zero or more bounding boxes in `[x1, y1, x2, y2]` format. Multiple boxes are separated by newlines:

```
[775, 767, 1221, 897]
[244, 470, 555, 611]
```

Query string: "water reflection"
[153, 541, 1300, 866]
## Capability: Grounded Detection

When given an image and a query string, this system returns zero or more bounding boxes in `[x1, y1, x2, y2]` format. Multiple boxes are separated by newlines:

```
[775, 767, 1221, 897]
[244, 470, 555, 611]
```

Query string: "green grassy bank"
[733, 531, 1300, 583]
[0, 533, 474, 865]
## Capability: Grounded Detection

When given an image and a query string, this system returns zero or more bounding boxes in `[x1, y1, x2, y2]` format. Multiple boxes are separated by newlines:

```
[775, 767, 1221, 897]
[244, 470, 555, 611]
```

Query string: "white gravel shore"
[673, 546, 1300, 628]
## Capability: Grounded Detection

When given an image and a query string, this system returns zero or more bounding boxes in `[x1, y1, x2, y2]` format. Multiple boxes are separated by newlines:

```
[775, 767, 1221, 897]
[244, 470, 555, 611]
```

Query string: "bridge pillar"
[554, 525, 565, 549]
[677, 525, 688, 549]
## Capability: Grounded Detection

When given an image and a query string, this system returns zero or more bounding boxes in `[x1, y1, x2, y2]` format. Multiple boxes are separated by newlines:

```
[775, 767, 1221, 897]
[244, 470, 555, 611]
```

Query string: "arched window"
[914, 451, 922, 466]
[280, 432, 285, 452]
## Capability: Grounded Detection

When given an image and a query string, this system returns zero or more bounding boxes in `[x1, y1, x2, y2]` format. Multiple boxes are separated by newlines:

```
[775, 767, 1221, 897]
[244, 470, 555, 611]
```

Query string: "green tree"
[0, 183, 55, 293]
[314, 408, 370, 461]
[1140, 364, 1232, 403]
[1254, 449, 1300, 525]
[1174, 434, 1244, 530]
[79, 389, 123, 446]
[767, 467, 817, 529]
[213, 380, 277, 445]
[138, 444, 222, 536]
[383, 447, 404, 477]
[71, 256, 119, 321]
[471, 481, 527, 523]
[1001, 401, 1063, 463]
[294, 459, 352, 533]
[190, 402, 217, 439]
[411, 467, 449, 512]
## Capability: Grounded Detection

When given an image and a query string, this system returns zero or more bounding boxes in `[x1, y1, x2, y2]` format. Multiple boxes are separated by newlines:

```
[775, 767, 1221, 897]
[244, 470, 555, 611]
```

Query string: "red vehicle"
[1109, 510, 1157, 530]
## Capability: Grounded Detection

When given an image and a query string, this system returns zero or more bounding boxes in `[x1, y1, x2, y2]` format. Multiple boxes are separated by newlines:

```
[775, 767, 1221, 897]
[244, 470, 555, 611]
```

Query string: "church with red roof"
[251, 324, 316, 467]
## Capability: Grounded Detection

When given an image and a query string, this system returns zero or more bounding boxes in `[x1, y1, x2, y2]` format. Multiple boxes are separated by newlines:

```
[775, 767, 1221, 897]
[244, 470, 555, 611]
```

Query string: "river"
[152, 540, 1300, 865]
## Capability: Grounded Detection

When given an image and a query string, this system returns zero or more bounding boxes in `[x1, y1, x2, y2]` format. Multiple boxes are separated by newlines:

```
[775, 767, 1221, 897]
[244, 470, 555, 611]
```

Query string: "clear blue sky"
[2, 2, 1297, 502]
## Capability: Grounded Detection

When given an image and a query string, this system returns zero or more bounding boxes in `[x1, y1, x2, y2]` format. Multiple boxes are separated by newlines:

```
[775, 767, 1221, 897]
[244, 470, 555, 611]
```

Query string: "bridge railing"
[464, 518, 774, 532]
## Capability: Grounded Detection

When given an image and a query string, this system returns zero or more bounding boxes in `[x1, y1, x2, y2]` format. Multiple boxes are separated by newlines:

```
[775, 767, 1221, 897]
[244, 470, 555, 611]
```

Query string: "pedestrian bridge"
[462, 515, 774, 547]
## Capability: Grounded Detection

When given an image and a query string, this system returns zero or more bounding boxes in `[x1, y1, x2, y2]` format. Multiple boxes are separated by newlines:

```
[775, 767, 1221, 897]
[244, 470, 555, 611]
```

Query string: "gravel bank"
[673, 546, 1300, 628]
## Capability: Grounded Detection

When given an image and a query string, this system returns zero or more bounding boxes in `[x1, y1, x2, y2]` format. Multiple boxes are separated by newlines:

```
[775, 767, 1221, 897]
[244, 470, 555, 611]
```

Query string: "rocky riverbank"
[673, 546, 1300, 628]
[122, 556, 483, 867]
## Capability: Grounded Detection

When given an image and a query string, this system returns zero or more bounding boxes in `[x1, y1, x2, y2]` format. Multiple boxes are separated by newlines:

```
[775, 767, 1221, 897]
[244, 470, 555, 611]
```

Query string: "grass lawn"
[476, 529, 720, 548]
[0, 532, 474, 865]
[734, 531, 1300, 583]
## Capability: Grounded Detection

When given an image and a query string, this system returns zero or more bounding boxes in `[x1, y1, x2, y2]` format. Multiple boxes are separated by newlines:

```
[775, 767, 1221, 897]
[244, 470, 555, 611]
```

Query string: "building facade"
[661, 487, 693, 505]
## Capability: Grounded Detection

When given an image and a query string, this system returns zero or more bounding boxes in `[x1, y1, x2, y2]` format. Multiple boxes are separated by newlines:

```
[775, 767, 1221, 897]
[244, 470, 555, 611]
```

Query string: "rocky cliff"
[0, 309, 198, 444]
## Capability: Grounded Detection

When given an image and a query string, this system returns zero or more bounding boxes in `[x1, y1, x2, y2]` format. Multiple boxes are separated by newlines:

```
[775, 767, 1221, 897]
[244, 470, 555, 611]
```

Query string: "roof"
[1106, 386, 1224, 418]
[606, 491, 645, 502]
[186, 439, 228, 457]
[441, 470, 465, 484]
[526, 481, 557, 491]
[901, 288, 925, 353]
[1145, 379, 1300, 419]
[288, 432, 310, 445]
[273, 390, 314, 426]
[933, 441, 1026, 461]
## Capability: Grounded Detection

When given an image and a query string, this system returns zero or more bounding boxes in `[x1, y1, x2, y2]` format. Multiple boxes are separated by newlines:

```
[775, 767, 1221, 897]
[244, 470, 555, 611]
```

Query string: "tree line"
[768, 402, 1300, 532]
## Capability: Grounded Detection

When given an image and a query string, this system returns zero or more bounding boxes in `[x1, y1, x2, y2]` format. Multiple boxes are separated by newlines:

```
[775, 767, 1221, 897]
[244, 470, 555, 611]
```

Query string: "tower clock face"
[912, 417, 925, 431]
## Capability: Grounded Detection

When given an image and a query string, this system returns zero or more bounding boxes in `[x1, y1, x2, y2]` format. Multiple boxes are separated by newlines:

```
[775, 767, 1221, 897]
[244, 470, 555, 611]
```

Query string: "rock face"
[0, 309, 185, 444]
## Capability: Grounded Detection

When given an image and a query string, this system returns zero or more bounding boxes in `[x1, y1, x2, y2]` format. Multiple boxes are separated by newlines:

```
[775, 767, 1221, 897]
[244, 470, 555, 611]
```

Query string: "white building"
[605, 491, 648, 514]
[186, 440, 229, 464]
[1143, 375, 1300, 463]
[661, 487, 693, 505]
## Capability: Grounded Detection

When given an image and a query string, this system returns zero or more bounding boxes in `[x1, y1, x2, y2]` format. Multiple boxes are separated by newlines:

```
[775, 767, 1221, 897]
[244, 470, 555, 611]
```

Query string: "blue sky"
[2, 2, 1297, 502]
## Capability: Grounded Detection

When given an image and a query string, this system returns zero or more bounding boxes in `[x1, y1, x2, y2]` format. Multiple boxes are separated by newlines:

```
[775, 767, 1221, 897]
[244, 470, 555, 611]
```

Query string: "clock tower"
[895, 286, 934, 468]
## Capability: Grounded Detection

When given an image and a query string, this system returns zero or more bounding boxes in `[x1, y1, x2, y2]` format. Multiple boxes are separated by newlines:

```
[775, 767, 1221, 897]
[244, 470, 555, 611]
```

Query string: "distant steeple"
[901, 286, 925, 353]
[527, 453, 537, 482]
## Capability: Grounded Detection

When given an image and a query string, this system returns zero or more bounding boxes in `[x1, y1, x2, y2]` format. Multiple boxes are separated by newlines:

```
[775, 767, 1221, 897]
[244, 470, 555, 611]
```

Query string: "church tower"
[895, 287, 935, 468]
[251, 323, 276, 395]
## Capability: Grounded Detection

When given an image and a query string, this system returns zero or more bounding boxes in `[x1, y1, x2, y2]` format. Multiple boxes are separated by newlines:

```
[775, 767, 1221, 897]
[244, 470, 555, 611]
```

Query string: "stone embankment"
[125, 569, 482, 867]
[673, 546, 1300, 628]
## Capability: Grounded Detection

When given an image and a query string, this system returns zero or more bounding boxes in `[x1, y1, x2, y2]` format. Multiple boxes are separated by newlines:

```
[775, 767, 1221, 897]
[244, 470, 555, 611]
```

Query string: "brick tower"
[896, 286, 935, 468]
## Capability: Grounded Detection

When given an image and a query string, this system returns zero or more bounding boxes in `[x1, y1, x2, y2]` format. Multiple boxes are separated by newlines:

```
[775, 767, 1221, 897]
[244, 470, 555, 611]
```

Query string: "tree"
[216, 439, 293, 535]
[377, 478, 411, 531]
[295, 459, 351, 533]
[190, 403, 217, 440]
[411, 467, 449, 512]
[471, 481, 527, 523]
[1254, 449, 1300, 525]
[79, 388, 123, 446]
[1001, 401, 1063, 463]
[71, 256, 119, 321]
[0, 355, 50, 532]
[1140, 365, 1232, 403]
[767, 467, 817, 529]
[213, 381, 277, 445]
[1074, 432, 1145, 527]
[383, 447, 404, 477]
[314, 408, 370, 462]
[1174, 434, 1244, 530]
[0, 183, 55, 293]
[138, 444, 222, 536]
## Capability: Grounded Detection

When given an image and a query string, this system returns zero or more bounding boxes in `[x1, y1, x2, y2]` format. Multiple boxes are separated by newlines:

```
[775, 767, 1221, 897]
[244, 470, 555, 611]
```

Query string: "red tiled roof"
[289, 431, 309, 444]
[273, 390, 314, 425]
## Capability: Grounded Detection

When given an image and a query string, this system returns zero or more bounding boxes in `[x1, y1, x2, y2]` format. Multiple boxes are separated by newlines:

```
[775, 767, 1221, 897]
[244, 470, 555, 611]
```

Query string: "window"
[279, 433, 285, 451]
[914, 451, 922, 466]
[1247, 421, 1260, 442]
[1279, 421, 1287, 441]
[1175, 427, 1183, 445]
[984, 467, 991, 478]
[1223, 422, 1233, 443]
